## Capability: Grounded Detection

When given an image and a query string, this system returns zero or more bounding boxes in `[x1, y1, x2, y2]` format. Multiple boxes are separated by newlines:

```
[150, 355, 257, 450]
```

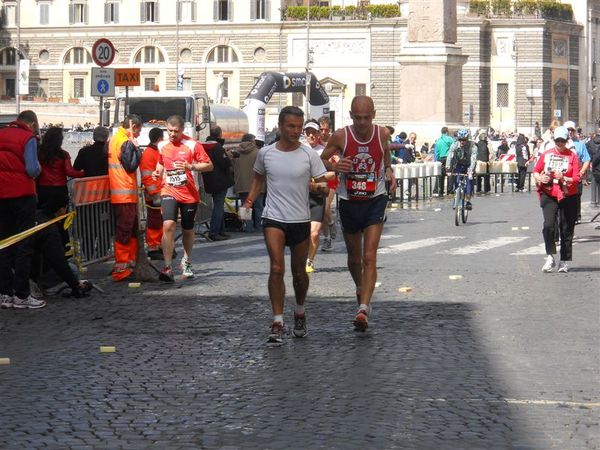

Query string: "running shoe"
[180, 259, 194, 279]
[305, 259, 315, 273]
[353, 308, 369, 332]
[542, 255, 555, 273]
[329, 222, 337, 240]
[12, 295, 47, 310]
[0, 294, 15, 309]
[466, 201, 473, 210]
[557, 261, 569, 273]
[292, 313, 307, 338]
[159, 266, 175, 282]
[268, 321, 284, 343]
[321, 237, 332, 252]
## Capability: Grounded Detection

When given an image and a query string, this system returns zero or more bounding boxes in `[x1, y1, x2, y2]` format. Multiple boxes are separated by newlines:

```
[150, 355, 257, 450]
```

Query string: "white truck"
[112, 90, 248, 146]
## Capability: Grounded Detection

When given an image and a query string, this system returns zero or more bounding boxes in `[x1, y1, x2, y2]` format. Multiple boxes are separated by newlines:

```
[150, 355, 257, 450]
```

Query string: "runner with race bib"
[153, 115, 213, 282]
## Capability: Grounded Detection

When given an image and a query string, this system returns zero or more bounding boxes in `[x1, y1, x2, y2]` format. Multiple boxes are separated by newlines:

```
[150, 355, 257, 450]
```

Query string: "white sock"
[359, 303, 369, 313]
[295, 304, 305, 315]
[273, 314, 284, 324]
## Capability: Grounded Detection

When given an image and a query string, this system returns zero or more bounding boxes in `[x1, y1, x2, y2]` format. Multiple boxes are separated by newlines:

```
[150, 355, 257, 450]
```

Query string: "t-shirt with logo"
[158, 136, 211, 204]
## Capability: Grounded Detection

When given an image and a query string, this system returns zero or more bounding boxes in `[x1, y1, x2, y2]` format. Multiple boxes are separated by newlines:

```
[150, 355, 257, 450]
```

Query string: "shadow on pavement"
[0, 295, 533, 449]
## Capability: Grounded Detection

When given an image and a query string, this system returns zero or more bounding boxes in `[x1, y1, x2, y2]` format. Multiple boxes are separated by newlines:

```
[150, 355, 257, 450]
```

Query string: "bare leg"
[161, 220, 176, 266]
[264, 227, 286, 315]
[359, 222, 385, 306]
[182, 228, 195, 261]
[307, 221, 322, 262]
[343, 230, 363, 303]
[343, 222, 384, 306]
[290, 237, 310, 306]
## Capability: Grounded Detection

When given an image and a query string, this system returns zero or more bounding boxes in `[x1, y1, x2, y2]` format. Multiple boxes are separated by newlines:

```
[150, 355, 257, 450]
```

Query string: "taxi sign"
[114, 68, 141, 87]
[91, 67, 115, 97]
[92, 38, 115, 67]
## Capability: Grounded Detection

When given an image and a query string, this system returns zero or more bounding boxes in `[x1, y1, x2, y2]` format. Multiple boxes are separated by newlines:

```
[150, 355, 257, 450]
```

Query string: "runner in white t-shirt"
[243, 106, 328, 344]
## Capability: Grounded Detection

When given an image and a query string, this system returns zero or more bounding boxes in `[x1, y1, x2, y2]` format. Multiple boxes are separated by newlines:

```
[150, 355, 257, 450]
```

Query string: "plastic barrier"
[391, 162, 442, 203]
[68, 176, 115, 265]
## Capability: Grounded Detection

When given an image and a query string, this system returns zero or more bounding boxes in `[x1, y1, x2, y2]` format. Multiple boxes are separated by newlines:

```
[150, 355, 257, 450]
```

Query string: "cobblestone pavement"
[1, 190, 599, 449]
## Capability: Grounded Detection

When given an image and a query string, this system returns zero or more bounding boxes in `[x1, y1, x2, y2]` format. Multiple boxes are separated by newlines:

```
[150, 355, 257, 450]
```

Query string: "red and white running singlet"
[338, 125, 387, 201]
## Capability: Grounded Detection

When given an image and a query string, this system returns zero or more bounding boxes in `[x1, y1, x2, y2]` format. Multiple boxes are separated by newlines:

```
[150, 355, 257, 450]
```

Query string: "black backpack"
[454, 141, 471, 166]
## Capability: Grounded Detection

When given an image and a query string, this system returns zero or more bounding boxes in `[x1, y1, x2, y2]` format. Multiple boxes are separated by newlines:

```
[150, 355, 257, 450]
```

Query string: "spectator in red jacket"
[37, 126, 85, 246]
[37, 126, 85, 210]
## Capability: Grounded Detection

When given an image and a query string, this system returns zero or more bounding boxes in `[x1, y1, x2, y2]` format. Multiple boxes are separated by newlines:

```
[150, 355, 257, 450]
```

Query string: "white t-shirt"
[254, 142, 327, 223]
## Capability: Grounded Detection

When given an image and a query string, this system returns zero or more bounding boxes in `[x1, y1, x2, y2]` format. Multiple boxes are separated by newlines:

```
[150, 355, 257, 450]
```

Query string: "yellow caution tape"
[63, 212, 75, 230]
[0, 212, 75, 251]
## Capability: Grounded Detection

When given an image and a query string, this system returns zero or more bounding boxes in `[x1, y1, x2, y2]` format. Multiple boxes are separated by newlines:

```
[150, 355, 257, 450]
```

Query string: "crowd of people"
[1, 102, 598, 343]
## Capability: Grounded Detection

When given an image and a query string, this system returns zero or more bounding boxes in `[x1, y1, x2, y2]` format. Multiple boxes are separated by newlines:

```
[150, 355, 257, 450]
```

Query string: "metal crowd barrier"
[68, 175, 115, 265]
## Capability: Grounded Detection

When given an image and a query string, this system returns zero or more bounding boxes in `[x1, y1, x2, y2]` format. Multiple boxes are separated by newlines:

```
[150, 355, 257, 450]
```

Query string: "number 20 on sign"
[92, 38, 115, 67]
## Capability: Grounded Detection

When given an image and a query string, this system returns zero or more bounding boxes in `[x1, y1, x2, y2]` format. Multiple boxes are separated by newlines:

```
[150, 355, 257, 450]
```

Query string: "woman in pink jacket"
[532, 126, 580, 273]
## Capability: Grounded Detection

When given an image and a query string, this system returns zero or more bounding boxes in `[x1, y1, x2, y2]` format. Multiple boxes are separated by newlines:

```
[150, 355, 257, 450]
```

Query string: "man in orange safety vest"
[108, 114, 142, 281]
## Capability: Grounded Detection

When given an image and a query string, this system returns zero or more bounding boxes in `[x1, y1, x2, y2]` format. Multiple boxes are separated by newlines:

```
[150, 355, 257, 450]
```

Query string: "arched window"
[134, 46, 165, 64]
[0, 47, 24, 66]
[207, 45, 238, 64]
[63, 47, 92, 65]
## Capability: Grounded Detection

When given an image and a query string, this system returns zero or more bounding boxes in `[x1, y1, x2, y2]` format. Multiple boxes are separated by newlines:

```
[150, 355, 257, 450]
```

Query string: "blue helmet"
[457, 129, 469, 140]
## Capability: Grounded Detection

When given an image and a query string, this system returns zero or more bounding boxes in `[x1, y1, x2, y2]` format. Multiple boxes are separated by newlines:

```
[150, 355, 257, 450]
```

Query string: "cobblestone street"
[1, 192, 599, 449]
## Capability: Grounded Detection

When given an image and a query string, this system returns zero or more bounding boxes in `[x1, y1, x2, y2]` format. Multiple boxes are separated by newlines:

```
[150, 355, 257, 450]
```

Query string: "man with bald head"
[321, 95, 395, 331]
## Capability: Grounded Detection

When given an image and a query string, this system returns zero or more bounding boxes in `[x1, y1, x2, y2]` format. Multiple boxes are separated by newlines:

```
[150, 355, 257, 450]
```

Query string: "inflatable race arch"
[243, 72, 330, 141]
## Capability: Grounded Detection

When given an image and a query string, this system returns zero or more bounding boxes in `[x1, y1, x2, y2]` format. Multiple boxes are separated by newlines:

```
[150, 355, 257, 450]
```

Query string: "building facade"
[0, 0, 592, 134]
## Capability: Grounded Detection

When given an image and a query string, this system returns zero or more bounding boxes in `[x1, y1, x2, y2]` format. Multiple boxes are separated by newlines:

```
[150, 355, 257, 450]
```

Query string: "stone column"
[395, 0, 467, 144]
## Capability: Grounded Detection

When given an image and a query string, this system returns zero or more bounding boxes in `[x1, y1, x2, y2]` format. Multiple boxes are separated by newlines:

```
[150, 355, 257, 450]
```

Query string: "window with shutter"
[73, 78, 84, 98]
[105, 2, 119, 23]
[40, 3, 50, 25]
[215, 0, 228, 21]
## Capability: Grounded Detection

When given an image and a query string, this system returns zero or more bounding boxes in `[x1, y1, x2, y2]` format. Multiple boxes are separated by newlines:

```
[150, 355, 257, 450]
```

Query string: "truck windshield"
[121, 97, 193, 124]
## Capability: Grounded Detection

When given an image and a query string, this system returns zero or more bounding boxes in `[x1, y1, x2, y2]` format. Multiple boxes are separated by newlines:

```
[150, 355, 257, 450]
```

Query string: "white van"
[113, 91, 248, 146]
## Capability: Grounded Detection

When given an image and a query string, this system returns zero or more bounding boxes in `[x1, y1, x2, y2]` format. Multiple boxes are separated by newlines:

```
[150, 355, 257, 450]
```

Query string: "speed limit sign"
[92, 38, 115, 67]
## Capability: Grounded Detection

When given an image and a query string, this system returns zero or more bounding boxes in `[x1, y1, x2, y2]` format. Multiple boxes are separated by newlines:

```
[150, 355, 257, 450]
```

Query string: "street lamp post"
[305, 1, 311, 117]
[16, 0, 21, 114]
[176, 1, 181, 90]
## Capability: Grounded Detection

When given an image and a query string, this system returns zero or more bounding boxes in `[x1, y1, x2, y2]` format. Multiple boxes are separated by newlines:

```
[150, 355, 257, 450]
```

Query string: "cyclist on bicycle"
[446, 128, 478, 210]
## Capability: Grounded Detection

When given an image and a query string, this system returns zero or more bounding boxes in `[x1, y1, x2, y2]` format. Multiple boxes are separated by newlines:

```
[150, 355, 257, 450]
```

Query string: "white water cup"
[239, 207, 252, 221]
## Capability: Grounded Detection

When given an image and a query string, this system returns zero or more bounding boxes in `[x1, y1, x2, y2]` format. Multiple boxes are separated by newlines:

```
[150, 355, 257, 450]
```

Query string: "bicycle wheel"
[461, 194, 468, 223]
[454, 189, 461, 226]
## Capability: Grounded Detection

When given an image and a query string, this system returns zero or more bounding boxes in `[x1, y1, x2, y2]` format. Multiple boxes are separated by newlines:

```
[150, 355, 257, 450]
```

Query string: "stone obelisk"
[396, 0, 467, 143]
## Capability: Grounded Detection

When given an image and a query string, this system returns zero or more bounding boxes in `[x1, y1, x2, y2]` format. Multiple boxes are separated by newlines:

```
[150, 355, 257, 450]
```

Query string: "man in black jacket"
[201, 126, 234, 241]
[73, 126, 110, 177]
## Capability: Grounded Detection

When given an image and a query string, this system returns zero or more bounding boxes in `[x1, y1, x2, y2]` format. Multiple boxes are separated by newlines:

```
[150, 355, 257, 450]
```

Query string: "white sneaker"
[180, 258, 194, 279]
[557, 261, 569, 273]
[321, 237, 333, 252]
[542, 255, 555, 273]
[1, 294, 15, 309]
[12, 295, 47, 309]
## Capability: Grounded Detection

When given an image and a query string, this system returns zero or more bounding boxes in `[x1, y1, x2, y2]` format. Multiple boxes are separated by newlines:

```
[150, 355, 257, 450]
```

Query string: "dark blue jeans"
[209, 189, 227, 235]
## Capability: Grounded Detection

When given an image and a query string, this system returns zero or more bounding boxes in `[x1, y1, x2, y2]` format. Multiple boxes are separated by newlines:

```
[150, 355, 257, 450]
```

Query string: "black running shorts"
[339, 194, 387, 234]
[262, 218, 310, 247]
[309, 193, 325, 223]
[161, 196, 198, 230]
